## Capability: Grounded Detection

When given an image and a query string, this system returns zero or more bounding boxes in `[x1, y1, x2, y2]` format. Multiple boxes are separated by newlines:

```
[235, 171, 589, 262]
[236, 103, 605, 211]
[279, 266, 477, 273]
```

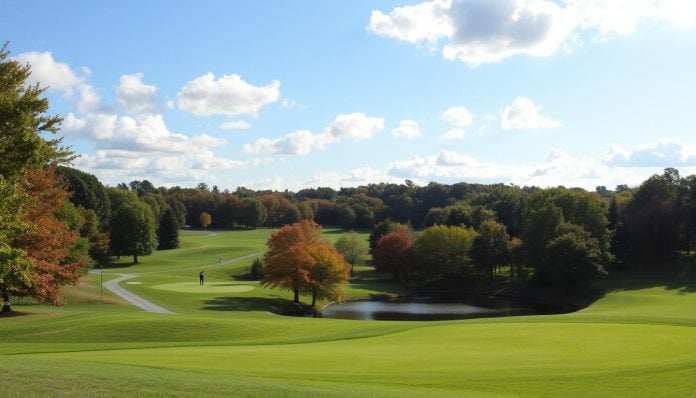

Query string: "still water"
[321, 295, 575, 321]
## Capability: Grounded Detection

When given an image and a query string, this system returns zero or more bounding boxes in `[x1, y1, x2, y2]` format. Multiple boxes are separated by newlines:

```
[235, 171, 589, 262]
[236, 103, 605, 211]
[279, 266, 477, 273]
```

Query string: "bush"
[249, 258, 264, 280]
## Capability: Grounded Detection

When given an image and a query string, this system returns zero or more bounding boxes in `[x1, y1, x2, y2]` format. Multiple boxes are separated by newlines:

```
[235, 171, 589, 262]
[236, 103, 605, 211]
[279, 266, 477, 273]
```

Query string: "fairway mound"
[151, 282, 255, 294]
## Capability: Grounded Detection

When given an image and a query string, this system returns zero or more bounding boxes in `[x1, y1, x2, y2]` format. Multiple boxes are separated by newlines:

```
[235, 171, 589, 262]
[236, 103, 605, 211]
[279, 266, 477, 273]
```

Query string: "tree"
[369, 219, 409, 254]
[158, 207, 180, 249]
[110, 199, 157, 264]
[538, 224, 607, 293]
[13, 167, 91, 306]
[471, 220, 510, 280]
[199, 211, 212, 229]
[414, 225, 478, 280]
[0, 177, 32, 313]
[337, 204, 356, 230]
[261, 221, 319, 303]
[373, 230, 415, 281]
[0, 43, 72, 179]
[334, 234, 369, 276]
[239, 197, 266, 228]
[306, 242, 350, 306]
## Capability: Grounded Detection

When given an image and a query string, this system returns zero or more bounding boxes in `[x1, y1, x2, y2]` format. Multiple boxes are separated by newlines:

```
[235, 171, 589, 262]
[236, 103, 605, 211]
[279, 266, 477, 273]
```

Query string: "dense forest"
[57, 165, 696, 295]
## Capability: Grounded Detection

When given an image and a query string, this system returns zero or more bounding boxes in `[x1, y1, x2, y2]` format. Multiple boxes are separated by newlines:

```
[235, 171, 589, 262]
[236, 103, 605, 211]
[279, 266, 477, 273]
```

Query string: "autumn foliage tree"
[199, 211, 212, 229]
[261, 220, 349, 306]
[373, 230, 415, 281]
[12, 166, 91, 306]
[0, 44, 86, 313]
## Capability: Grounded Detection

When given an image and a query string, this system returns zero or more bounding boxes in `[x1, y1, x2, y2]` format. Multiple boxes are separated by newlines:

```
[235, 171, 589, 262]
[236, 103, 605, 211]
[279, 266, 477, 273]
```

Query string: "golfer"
[199, 270, 205, 285]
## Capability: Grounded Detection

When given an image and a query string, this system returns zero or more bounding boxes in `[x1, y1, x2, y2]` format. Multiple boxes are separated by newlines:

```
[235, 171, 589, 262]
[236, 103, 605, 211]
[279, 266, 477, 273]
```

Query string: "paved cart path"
[96, 251, 263, 314]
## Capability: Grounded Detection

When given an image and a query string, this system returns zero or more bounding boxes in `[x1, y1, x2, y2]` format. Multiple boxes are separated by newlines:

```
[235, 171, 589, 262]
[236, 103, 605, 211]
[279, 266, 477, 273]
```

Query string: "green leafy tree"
[414, 225, 478, 280]
[539, 224, 607, 293]
[471, 220, 511, 280]
[334, 234, 369, 276]
[0, 178, 32, 313]
[0, 43, 72, 179]
[110, 199, 157, 264]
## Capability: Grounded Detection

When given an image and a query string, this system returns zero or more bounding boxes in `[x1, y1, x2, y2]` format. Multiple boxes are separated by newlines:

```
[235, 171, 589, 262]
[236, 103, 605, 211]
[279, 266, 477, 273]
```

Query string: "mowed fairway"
[2, 230, 696, 397]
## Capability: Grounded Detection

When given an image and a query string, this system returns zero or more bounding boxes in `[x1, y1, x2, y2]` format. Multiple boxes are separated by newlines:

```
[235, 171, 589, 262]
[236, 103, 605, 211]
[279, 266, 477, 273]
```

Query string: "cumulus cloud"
[244, 113, 385, 155]
[177, 72, 280, 117]
[324, 112, 385, 141]
[368, 0, 454, 44]
[442, 106, 474, 127]
[391, 119, 421, 139]
[243, 130, 329, 155]
[219, 120, 252, 130]
[501, 97, 559, 130]
[368, 0, 696, 65]
[603, 139, 696, 167]
[14, 51, 101, 112]
[13, 51, 82, 94]
[117, 73, 159, 114]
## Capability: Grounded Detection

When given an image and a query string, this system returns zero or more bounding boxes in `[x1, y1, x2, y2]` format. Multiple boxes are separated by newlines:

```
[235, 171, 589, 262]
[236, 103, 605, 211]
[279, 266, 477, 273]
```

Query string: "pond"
[320, 294, 576, 321]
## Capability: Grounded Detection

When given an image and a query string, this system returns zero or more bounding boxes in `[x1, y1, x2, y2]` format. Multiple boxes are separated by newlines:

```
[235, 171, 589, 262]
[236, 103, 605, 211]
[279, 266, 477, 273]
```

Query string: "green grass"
[2, 229, 696, 397]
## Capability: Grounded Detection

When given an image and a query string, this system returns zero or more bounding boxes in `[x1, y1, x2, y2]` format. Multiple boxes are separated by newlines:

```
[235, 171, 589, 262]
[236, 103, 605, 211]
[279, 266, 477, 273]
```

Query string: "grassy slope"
[1, 230, 695, 397]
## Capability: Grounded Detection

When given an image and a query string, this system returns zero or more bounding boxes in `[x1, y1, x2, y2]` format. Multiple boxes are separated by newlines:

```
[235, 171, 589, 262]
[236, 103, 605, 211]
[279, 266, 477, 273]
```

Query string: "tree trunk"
[133, 253, 139, 264]
[1, 290, 11, 314]
[293, 289, 299, 303]
[350, 263, 354, 277]
[311, 290, 317, 307]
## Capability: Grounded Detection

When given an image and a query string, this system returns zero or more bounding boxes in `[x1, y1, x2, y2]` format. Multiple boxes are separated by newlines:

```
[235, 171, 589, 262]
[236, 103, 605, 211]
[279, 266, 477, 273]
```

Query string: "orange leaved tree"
[261, 220, 349, 306]
[11, 166, 91, 306]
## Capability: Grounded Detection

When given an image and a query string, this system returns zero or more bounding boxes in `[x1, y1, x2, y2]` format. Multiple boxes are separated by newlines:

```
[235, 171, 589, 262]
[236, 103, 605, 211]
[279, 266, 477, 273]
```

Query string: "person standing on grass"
[199, 270, 205, 285]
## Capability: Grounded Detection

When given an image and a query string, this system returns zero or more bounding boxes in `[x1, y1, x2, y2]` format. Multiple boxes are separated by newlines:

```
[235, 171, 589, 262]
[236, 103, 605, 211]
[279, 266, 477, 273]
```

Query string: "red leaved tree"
[373, 230, 415, 281]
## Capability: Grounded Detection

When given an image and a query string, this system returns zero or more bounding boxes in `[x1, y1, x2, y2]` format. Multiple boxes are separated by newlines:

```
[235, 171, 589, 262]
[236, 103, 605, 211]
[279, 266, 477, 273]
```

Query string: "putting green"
[150, 282, 255, 293]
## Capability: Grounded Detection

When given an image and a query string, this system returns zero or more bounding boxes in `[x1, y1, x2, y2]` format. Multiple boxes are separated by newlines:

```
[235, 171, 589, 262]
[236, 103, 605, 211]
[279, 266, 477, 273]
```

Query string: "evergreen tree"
[158, 207, 180, 250]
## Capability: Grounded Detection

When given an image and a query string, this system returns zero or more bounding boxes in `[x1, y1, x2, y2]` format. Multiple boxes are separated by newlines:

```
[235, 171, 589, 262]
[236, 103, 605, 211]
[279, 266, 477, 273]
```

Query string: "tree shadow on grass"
[603, 259, 696, 294]
[200, 296, 294, 313]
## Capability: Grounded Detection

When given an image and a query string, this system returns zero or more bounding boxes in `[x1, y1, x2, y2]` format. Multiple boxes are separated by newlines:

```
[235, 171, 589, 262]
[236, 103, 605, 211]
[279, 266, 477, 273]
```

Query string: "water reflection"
[321, 295, 574, 321]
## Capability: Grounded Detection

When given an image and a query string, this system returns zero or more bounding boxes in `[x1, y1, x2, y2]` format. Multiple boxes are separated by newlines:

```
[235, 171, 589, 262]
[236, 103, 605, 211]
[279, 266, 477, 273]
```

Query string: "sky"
[2, 0, 696, 191]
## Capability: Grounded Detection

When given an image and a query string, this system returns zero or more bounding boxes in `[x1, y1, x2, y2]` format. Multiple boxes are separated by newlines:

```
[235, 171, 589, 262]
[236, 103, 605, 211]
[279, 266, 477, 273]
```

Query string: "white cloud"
[324, 112, 385, 141]
[442, 106, 474, 127]
[14, 51, 101, 112]
[13, 51, 82, 94]
[391, 119, 421, 139]
[501, 96, 559, 130]
[368, 0, 696, 65]
[603, 139, 696, 167]
[117, 73, 159, 114]
[441, 128, 467, 139]
[219, 120, 252, 130]
[243, 112, 385, 155]
[177, 72, 280, 117]
[243, 129, 329, 155]
[368, 0, 454, 44]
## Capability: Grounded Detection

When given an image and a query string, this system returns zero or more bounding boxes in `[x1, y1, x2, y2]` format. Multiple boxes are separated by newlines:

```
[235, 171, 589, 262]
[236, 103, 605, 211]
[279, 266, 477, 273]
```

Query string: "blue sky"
[2, 0, 696, 191]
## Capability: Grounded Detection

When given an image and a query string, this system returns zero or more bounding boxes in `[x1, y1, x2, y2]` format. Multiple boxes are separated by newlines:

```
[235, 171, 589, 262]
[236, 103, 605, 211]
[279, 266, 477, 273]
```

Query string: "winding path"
[98, 251, 263, 315]
[103, 274, 175, 314]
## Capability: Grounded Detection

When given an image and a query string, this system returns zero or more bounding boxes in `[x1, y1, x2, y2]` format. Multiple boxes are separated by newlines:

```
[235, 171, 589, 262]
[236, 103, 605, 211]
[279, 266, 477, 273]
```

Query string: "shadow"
[603, 259, 696, 294]
[200, 296, 293, 313]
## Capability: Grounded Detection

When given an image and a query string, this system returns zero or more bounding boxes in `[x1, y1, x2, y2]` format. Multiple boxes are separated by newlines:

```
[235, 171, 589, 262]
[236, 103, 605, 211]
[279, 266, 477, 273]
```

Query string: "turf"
[2, 229, 695, 397]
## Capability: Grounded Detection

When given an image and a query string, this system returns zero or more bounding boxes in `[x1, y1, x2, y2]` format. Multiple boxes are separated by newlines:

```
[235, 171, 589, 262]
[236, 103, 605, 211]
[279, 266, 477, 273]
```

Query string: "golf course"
[1, 229, 695, 397]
